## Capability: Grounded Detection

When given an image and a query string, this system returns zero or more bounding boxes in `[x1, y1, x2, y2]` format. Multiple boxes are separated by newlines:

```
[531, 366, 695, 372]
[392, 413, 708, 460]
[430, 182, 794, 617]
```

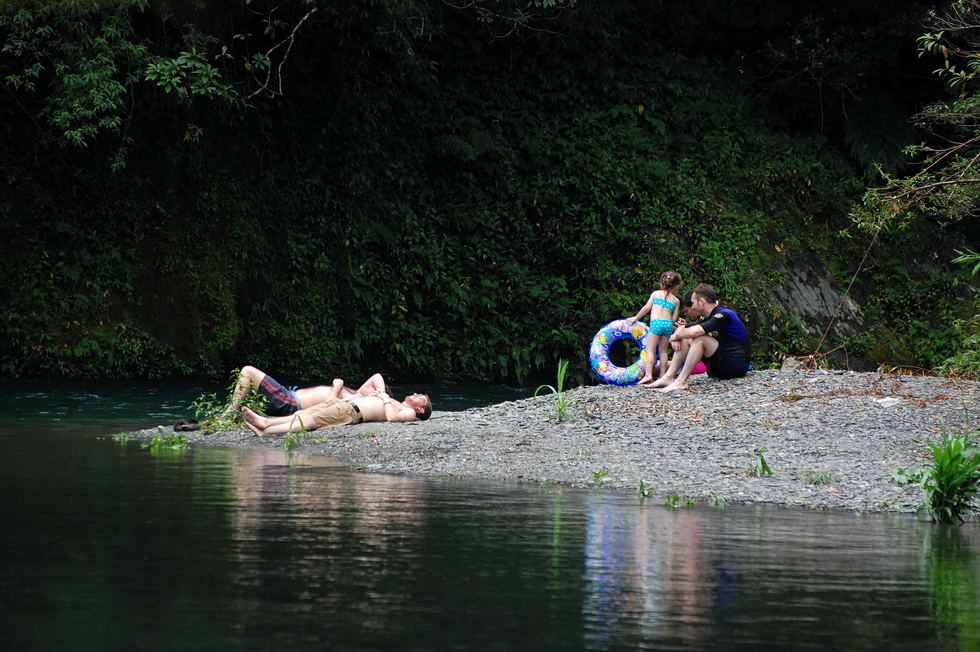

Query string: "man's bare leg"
[649, 345, 688, 388]
[658, 336, 717, 392]
[219, 366, 266, 419]
[242, 406, 311, 436]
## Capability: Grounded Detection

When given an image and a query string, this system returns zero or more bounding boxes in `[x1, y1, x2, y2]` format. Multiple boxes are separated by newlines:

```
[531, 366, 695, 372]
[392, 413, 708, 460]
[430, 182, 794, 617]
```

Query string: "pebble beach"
[129, 369, 980, 514]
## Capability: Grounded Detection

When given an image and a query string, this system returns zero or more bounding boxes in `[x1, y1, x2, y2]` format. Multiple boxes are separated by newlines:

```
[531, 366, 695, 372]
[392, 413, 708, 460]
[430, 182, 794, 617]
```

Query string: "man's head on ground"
[404, 393, 432, 420]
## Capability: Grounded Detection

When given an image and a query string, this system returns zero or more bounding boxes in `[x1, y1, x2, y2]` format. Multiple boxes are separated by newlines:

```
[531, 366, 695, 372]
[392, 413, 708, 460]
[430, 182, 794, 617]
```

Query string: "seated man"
[219, 366, 388, 419]
[241, 391, 432, 436]
[650, 283, 751, 392]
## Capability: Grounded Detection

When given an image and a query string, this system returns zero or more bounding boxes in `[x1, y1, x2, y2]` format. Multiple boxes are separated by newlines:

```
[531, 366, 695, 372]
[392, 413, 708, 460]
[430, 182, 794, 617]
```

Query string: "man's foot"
[648, 376, 672, 389]
[241, 407, 266, 429]
[243, 419, 264, 437]
[657, 381, 689, 393]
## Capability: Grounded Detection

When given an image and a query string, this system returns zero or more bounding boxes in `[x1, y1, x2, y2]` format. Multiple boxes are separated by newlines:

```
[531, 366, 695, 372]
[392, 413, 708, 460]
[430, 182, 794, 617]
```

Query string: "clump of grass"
[283, 431, 302, 451]
[663, 495, 695, 508]
[920, 425, 980, 523]
[637, 479, 652, 498]
[143, 427, 186, 452]
[591, 469, 609, 486]
[534, 359, 574, 422]
[282, 414, 309, 452]
[747, 446, 773, 477]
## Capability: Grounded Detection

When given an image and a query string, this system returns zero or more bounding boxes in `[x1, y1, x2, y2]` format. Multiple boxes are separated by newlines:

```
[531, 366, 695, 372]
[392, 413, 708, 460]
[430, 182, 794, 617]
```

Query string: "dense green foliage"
[857, 0, 980, 378]
[0, 0, 975, 383]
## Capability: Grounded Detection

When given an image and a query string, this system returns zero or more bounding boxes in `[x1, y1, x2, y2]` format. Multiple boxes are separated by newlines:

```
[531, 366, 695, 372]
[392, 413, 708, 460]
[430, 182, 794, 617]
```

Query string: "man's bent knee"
[692, 335, 718, 356]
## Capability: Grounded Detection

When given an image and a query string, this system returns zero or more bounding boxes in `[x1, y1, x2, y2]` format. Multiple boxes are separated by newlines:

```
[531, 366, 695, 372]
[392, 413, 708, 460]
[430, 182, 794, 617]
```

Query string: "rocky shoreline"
[128, 369, 980, 514]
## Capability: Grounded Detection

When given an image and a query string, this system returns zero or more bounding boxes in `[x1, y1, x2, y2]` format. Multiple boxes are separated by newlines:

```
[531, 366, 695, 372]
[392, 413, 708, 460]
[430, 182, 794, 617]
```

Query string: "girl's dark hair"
[660, 271, 683, 291]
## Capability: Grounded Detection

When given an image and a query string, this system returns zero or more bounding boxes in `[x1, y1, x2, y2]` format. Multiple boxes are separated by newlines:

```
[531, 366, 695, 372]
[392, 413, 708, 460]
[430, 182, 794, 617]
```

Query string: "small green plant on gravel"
[708, 491, 727, 507]
[113, 432, 130, 443]
[663, 495, 696, 508]
[309, 436, 329, 444]
[282, 415, 309, 452]
[592, 469, 609, 486]
[534, 359, 574, 422]
[142, 427, 186, 451]
[919, 425, 980, 523]
[805, 470, 841, 485]
[747, 446, 773, 477]
[891, 466, 926, 486]
[637, 479, 652, 498]
[358, 431, 376, 440]
[283, 430, 302, 451]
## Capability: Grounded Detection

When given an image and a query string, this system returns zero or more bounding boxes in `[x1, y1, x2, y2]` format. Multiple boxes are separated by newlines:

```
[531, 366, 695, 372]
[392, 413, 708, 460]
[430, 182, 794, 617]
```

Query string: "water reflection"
[583, 496, 725, 649]
[578, 492, 980, 650]
[4, 429, 980, 650]
[225, 451, 429, 637]
[189, 451, 590, 648]
[923, 526, 980, 648]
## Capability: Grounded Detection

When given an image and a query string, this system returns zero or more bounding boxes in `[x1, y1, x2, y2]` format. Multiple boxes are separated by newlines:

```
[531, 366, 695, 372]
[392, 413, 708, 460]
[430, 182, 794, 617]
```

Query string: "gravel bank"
[129, 370, 980, 513]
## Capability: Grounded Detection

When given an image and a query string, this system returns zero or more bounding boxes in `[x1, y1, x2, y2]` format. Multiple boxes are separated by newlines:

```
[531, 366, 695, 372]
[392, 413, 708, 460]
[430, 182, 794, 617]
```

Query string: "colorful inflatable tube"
[589, 319, 649, 385]
[589, 319, 708, 385]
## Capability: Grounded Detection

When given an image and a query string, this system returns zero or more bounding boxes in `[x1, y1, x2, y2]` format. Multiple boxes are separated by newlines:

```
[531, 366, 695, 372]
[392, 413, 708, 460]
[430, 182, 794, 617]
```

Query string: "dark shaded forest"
[1, 0, 977, 384]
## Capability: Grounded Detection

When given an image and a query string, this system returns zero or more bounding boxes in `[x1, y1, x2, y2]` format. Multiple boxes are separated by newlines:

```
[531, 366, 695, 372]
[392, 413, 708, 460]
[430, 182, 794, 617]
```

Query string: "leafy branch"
[861, 1, 980, 225]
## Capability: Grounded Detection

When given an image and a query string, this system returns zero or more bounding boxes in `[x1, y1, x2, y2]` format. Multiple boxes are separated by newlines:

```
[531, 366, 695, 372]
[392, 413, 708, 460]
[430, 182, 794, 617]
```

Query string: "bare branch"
[246, 6, 319, 101]
[888, 177, 980, 201]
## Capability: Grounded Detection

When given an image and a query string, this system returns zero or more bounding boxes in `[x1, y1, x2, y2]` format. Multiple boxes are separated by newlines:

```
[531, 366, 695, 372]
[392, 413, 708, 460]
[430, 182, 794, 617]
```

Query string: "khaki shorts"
[304, 399, 363, 430]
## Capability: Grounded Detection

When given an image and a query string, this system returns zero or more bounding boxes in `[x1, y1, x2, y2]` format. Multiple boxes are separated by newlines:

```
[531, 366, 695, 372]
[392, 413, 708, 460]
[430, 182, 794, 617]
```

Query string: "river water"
[1, 379, 978, 650]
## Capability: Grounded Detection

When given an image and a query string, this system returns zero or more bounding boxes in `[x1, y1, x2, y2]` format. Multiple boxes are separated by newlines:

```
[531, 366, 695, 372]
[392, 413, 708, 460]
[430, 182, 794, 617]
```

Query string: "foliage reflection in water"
[2, 431, 980, 650]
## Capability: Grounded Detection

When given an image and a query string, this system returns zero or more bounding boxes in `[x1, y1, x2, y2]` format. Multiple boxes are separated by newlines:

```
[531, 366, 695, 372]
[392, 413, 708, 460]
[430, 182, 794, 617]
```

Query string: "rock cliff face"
[770, 258, 867, 339]
[730, 255, 874, 370]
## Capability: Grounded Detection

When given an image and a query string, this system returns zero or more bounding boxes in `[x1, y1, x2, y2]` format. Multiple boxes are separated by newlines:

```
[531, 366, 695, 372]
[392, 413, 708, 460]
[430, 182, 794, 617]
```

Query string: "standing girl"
[625, 271, 683, 385]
